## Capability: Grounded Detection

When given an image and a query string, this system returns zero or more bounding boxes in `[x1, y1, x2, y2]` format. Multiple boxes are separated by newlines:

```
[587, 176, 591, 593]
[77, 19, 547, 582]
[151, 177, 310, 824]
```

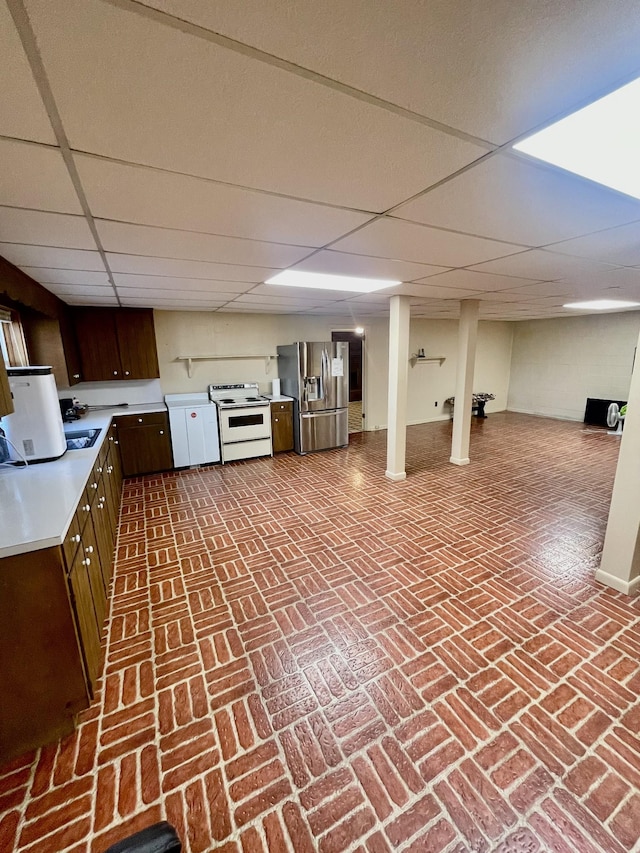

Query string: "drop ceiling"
[2, 0, 640, 320]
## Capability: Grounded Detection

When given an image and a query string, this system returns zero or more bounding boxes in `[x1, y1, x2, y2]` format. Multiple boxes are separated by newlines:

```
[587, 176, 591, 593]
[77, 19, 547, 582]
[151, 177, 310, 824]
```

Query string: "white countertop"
[265, 394, 294, 402]
[0, 402, 166, 559]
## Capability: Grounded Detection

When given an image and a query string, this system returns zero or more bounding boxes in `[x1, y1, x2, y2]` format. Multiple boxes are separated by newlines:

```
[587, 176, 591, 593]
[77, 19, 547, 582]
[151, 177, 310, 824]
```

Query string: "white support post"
[450, 299, 479, 466]
[596, 328, 640, 595]
[385, 295, 410, 481]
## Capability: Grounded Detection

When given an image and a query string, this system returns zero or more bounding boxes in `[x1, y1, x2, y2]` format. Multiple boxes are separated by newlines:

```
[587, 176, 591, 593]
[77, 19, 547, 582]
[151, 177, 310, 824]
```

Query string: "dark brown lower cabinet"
[271, 400, 294, 453]
[115, 411, 172, 476]
[0, 431, 122, 763]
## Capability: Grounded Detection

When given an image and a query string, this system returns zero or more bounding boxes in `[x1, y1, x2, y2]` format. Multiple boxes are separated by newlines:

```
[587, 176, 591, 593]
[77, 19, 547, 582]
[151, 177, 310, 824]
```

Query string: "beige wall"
[154, 310, 514, 431]
[508, 312, 640, 420]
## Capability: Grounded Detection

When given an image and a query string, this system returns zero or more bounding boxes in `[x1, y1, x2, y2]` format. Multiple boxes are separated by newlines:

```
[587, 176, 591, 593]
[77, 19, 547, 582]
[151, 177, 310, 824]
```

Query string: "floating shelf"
[177, 354, 278, 378]
[409, 355, 446, 367]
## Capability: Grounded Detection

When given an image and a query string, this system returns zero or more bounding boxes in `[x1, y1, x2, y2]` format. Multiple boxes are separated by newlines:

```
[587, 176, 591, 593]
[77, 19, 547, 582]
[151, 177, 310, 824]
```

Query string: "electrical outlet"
[435, 401, 438, 407]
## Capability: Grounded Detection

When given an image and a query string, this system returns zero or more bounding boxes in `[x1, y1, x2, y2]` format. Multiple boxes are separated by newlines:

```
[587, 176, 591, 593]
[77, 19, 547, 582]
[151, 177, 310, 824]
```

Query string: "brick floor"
[2, 413, 639, 852]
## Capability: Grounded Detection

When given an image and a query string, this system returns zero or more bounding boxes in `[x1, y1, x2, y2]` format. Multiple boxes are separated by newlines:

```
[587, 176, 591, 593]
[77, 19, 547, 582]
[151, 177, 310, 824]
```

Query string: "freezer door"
[301, 341, 349, 412]
[298, 408, 348, 454]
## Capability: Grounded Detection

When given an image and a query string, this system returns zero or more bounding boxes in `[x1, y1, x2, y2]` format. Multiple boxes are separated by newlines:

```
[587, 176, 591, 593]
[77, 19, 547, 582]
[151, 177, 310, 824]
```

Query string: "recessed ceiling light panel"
[265, 270, 399, 293]
[514, 78, 640, 200]
[563, 299, 640, 310]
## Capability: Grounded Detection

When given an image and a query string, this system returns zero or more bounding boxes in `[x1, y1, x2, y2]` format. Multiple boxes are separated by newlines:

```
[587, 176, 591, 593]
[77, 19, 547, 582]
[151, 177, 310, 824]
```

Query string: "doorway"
[332, 330, 364, 433]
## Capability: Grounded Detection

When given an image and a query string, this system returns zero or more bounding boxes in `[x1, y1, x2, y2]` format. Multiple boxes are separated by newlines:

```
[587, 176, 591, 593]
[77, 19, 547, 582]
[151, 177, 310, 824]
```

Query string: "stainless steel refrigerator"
[277, 341, 349, 454]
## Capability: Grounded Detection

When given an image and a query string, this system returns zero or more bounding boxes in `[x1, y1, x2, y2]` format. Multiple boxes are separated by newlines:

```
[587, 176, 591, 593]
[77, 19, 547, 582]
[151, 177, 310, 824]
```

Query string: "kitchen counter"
[0, 402, 166, 558]
[265, 394, 294, 402]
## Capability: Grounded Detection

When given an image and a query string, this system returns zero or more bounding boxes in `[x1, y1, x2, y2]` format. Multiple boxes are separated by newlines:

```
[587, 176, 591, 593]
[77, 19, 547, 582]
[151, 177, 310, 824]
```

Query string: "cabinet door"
[271, 402, 294, 452]
[92, 480, 115, 590]
[81, 518, 106, 629]
[59, 306, 83, 385]
[73, 308, 121, 381]
[118, 419, 172, 476]
[115, 309, 160, 379]
[68, 546, 102, 690]
[0, 360, 13, 417]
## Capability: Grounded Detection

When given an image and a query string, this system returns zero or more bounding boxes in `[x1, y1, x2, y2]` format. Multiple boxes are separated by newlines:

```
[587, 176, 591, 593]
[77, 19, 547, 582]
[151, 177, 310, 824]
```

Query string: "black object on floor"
[103, 821, 182, 853]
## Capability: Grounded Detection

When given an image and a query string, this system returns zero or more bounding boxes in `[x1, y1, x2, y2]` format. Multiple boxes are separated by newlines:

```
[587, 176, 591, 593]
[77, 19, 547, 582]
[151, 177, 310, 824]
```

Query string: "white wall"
[508, 312, 640, 420]
[154, 311, 514, 431]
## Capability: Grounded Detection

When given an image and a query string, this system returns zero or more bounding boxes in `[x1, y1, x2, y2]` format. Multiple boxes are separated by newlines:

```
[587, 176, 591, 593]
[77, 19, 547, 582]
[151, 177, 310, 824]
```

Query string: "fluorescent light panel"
[514, 78, 640, 199]
[265, 270, 400, 293]
[563, 299, 640, 310]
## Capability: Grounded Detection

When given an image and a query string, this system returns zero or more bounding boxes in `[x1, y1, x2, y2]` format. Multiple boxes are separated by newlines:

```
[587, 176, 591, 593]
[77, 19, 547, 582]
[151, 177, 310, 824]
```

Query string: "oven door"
[218, 404, 271, 443]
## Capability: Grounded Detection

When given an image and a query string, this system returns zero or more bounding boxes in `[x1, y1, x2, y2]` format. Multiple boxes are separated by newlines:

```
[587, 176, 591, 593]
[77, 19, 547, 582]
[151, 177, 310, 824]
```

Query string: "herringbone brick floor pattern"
[2, 413, 639, 853]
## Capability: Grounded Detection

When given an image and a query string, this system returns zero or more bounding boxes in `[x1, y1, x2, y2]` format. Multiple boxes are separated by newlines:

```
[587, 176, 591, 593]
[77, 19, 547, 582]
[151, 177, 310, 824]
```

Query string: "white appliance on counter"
[2, 366, 67, 463]
[208, 383, 272, 463]
[165, 393, 220, 468]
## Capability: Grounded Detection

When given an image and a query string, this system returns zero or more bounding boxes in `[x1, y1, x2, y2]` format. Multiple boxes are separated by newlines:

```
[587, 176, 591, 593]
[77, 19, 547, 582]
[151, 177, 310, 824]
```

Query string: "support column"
[596, 327, 640, 595]
[385, 295, 410, 481]
[450, 299, 479, 466]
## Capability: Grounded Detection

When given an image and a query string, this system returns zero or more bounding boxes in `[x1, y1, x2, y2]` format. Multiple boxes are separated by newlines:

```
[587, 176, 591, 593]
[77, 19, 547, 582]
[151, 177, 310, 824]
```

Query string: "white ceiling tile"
[44, 283, 115, 297]
[116, 287, 240, 301]
[492, 280, 579, 298]
[0, 243, 106, 270]
[289, 249, 448, 282]
[0, 2, 56, 144]
[0, 139, 82, 214]
[19, 267, 110, 285]
[239, 283, 346, 301]
[421, 269, 548, 293]
[397, 282, 483, 300]
[26, 0, 485, 210]
[63, 294, 118, 305]
[139, 0, 640, 143]
[0, 208, 95, 249]
[106, 254, 277, 281]
[96, 221, 312, 267]
[468, 250, 622, 281]
[394, 154, 640, 246]
[332, 219, 527, 267]
[74, 155, 372, 245]
[112, 274, 250, 293]
[550, 221, 640, 266]
[122, 297, 224, 308]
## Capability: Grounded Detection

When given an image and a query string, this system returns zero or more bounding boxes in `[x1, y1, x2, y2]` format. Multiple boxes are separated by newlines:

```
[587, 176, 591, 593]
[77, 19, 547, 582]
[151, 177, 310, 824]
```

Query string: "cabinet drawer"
[271, 400, 293, 413]
[115, 411, 167, 429]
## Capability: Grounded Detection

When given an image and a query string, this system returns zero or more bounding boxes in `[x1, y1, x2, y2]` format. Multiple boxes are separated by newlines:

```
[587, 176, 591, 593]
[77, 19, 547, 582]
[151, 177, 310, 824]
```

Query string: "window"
[0, 306, 28, 368]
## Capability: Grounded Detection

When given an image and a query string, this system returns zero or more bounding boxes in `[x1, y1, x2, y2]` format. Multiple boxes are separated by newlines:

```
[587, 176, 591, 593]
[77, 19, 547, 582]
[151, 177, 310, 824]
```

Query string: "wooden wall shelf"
[177, 354, 278, 378]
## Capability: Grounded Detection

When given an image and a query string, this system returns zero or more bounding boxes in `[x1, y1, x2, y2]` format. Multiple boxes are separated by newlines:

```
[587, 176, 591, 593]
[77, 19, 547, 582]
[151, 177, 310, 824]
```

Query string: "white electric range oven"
[208, 383, 272, 463]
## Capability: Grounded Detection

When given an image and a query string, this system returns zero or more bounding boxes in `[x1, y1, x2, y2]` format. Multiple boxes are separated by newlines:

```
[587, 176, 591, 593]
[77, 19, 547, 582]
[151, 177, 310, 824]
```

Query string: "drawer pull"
[70, 533, 81, 544]
[85, 545, 94, 554]
[113, 371, 118, 376]
[125, 371, 130, 376]
[83, 504, 90, 512]
[159, 430, 164, 435]
[138, 418, 143, 423]
[91, 482, 98, 489]
[82, 558, 91, 566]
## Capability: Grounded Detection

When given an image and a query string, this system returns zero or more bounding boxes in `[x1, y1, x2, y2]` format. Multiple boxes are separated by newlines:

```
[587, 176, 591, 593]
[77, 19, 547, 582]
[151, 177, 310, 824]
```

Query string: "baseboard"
[594, 568, 640, 596]
[506, 406, 582, 423]
[449, 457, 470, 466]
[385, 470, 407, 481]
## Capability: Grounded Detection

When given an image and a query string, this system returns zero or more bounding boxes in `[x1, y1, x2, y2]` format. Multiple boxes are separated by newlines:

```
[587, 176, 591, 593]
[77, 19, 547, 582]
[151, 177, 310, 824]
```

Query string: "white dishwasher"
[165, 393, 220, 468]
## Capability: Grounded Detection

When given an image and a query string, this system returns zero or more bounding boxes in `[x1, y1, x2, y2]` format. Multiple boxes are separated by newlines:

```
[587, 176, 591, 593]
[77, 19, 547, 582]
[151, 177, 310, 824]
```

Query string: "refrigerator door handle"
[300, 409, 345, 418]
[320, 348, 329, 401]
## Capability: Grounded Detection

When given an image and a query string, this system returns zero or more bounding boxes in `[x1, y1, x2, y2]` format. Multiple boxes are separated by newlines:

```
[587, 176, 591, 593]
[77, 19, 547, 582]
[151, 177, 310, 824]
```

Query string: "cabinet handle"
[159, 430, 164, 435]
[97, 466, 103, 473]
[91, 482, 98, 489]
[138, 418, 143, 423]
[85, 545, 94, 553]
[125, 370, 130, 376]
[70, 533, 81, 544]
[83, 504, 90, 512]
[107, 466, 113, 473]
[275, 418, 279, 422]
[113, 371, 118, 376]
[82, 558, 91, 566]
[73, 374, 80, 379]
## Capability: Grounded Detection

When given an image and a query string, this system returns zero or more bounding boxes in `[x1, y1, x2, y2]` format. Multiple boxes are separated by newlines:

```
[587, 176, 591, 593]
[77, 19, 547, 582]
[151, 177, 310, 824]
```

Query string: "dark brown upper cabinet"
[73, 308, 160, 382]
